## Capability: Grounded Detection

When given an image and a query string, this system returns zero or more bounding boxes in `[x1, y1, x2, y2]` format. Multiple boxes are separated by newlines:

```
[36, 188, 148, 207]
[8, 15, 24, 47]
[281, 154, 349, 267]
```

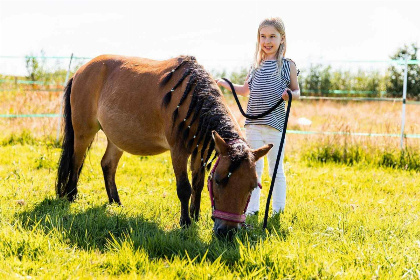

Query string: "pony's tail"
[56, 77, 74, 198]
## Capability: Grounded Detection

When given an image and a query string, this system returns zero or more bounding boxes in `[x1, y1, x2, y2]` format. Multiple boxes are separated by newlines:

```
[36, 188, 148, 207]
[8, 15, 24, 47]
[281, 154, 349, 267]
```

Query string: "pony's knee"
[176, 176, 192, 200]
[100, 158, 111, 172]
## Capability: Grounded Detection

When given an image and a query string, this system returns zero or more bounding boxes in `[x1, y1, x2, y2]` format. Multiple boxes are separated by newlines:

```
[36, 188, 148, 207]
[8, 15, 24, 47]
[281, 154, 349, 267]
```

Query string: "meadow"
[0, 88, 419, 279]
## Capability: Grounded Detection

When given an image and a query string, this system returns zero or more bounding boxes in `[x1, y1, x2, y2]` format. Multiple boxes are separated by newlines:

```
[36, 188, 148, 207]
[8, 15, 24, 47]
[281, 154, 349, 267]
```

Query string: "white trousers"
[245, 124, 287, 214]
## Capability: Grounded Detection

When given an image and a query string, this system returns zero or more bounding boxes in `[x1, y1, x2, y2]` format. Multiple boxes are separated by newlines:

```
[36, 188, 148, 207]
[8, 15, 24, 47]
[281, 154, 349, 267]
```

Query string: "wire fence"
[1, 55, 419, 145]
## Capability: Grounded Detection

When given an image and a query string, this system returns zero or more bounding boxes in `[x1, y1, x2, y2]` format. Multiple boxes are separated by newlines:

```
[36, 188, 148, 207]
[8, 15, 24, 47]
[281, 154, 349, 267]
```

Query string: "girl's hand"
[214, 79, 226, 87]
[215, 78, 228, 88]
[282, 88, 291, 101]
[215, 78, 249, 96]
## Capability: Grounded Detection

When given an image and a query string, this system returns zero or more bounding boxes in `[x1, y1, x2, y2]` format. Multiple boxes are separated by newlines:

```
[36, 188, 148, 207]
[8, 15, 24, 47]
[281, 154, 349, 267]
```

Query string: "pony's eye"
[214, 174, 222, 185]
[214, 173, 229, 186]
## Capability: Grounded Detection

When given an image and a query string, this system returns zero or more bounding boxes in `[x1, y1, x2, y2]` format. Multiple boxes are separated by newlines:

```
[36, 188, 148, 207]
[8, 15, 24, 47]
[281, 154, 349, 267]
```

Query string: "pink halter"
[207, 157, 262, 223]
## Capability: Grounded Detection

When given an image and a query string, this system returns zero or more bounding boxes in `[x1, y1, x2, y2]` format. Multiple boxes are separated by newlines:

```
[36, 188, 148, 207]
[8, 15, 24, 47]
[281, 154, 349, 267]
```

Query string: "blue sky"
[1, 0, 419, 75]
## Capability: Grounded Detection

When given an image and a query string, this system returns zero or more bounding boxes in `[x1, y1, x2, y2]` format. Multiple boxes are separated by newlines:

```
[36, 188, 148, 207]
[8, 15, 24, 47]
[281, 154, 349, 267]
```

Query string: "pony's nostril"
[215, 225, 237, 239]
[213, 225, 227, 238]
[216, 227, 228, 237]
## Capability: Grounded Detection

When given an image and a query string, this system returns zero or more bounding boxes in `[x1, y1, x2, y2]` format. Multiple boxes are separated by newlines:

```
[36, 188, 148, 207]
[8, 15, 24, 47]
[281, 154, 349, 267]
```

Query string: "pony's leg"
[171, 149, 192, 227]
[190, 157, 205, 221]
[101, 139, 123, 204]
[66, 132, 97, 201]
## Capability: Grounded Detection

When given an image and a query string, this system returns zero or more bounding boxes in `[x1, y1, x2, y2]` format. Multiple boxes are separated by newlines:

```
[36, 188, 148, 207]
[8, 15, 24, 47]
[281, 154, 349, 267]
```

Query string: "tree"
[387, 43, 420, 100]
[25, 50, 46, 82]
[302, 64, 322, 95]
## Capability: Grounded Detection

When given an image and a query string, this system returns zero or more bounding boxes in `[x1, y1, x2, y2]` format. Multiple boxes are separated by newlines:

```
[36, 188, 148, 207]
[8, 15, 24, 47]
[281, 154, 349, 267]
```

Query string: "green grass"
[302, 136, 420, 171]
[0, 138, 419, 279]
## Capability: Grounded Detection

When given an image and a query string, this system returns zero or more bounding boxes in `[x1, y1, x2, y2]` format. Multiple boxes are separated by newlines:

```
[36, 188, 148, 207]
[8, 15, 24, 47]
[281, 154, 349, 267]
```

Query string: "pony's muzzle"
[213, 218, 241, 239]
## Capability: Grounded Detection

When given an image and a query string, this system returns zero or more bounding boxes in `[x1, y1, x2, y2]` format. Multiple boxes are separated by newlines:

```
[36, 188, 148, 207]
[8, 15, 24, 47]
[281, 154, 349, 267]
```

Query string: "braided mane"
[161, 56, 249, 173]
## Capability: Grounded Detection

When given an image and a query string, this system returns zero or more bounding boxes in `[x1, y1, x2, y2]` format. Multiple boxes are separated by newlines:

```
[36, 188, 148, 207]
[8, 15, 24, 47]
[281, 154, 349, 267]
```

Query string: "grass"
[1, 86, 420, 139]
[0, 135, 419, 279]
[224, 96, 420, 136]
[1, 87, 419, 278]
[301, 135, 420, 171]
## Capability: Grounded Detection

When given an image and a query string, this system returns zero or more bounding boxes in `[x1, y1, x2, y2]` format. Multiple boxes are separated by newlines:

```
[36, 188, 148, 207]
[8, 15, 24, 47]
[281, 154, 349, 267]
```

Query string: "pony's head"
[209, 131, 272, 239]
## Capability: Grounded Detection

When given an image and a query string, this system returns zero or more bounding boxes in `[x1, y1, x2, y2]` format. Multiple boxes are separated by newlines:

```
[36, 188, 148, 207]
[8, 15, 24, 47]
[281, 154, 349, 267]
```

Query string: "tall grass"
[303, 136, 420, 171]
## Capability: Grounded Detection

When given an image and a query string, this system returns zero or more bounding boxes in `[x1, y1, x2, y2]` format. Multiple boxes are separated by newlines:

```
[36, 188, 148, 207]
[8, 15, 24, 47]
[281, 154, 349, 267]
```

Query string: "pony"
[56, 55, 272, 237]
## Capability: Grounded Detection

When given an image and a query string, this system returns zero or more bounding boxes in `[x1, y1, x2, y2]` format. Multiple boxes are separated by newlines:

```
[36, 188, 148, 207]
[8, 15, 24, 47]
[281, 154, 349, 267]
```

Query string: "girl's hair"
[251, 17, 286, 77]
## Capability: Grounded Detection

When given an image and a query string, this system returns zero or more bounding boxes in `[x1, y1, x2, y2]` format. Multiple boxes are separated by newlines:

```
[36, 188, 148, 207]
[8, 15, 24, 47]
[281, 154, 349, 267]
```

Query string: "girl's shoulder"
[283, 58, 300, 76]
[283, 58, 297, 66]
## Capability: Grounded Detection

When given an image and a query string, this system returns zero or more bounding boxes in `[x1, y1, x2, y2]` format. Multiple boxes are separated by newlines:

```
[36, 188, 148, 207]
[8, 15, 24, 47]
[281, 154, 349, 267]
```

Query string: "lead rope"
[221, 78, 292, 229]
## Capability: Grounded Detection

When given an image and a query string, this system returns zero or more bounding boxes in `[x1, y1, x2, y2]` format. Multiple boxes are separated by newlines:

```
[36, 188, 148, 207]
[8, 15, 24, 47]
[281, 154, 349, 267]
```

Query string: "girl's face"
[259, 25, 284, 60]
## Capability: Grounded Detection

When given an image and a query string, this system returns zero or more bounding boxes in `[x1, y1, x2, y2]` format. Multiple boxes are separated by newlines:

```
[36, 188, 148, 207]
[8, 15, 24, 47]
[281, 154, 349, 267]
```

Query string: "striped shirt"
[245, 59, 291, 132]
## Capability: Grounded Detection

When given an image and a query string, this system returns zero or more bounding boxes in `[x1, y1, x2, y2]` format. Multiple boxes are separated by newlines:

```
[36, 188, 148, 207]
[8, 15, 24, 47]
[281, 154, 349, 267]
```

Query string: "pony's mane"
[161, 56, 249, 173]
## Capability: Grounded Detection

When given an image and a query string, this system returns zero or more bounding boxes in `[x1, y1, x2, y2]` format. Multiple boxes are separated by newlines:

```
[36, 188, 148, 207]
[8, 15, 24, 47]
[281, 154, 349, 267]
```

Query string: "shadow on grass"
[17, 198, 290, 266]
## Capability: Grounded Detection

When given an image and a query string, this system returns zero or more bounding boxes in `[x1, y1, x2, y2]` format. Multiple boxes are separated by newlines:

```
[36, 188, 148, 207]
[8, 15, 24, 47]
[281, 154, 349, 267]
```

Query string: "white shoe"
[246, 210, 259, 216]
[272, 209, 284, 216]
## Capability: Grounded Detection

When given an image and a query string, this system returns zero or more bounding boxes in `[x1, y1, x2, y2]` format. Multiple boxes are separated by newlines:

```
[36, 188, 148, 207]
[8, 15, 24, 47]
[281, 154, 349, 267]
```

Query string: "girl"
[216, 17, 300, 215]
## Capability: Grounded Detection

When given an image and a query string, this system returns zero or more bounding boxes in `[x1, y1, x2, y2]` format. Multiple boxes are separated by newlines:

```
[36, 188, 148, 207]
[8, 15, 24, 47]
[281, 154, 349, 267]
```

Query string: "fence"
[1, 55, 419, 147]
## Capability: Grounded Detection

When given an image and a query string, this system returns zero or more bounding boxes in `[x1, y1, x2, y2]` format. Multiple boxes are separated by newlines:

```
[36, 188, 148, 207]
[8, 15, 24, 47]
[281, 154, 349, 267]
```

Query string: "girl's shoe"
[246, 210, 259, 217]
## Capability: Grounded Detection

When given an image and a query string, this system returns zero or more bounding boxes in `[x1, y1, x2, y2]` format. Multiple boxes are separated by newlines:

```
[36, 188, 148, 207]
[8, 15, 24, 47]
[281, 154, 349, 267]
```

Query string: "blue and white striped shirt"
[245, 59, 291, 132]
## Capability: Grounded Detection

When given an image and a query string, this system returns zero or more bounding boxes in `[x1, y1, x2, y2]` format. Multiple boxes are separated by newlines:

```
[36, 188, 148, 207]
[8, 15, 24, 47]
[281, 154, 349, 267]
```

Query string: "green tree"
[387, 43, 420, 100]
[24, 50, 81, 88]
[320, 65, 332, 95]
[25, 50, 46, 82]
[302, 64, 322, 95]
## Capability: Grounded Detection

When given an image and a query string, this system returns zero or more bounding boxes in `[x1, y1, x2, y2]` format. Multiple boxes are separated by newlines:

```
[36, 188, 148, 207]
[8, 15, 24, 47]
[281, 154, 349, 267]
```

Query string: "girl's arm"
[282, 61, 300, 100]
[216, 76, 250, 97]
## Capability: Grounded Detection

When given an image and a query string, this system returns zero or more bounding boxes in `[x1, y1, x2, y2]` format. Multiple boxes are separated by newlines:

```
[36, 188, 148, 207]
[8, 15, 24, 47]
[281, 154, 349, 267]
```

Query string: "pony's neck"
[215, 95, 246, 144]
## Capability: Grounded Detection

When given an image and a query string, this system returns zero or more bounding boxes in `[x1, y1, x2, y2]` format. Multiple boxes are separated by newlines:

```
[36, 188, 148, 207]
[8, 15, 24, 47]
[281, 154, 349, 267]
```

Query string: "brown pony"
[56, 55, 272, 237]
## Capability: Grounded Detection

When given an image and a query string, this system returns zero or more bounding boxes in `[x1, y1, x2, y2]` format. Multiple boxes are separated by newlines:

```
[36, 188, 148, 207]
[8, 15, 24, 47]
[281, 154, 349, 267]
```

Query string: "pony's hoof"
[190, 209, 200, 221]
[67, 194, 77, 202]
[180, 217, 192, 228]
[109, 200, 122, 206]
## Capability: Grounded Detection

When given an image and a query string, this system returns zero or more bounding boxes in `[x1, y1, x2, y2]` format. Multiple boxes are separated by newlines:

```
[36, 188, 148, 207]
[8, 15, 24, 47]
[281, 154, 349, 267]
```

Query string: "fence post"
[56, 53, 73, 142]
[400, 55, 409, 149]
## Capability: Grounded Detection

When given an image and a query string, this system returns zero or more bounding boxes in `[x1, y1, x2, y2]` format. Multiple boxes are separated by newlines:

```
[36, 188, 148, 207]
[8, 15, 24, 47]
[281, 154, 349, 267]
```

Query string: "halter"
[207, 156, 262, 223]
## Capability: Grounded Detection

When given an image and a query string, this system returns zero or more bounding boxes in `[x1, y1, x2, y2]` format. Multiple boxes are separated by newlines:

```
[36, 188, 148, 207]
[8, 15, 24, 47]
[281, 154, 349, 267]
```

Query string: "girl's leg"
[245, 125, 264, 215]
[264, 126, 287, 214]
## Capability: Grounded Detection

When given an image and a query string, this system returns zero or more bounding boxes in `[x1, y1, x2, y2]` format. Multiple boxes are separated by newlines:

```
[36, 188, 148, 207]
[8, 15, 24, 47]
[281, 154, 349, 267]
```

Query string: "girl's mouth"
[264, 46, 273, 50]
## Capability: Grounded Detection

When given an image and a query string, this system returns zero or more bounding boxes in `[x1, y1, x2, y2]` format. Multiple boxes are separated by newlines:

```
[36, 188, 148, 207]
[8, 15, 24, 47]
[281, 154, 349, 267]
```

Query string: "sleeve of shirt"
[247, 67, 253, 90]
[286, 58, 300, 77]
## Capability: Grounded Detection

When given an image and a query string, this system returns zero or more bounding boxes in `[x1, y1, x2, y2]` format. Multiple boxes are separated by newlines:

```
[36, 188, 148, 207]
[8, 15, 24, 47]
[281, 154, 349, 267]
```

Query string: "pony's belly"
[115, 138, 169, 155]
[105, 130, 170, 155]
[98, 111, 170, 155]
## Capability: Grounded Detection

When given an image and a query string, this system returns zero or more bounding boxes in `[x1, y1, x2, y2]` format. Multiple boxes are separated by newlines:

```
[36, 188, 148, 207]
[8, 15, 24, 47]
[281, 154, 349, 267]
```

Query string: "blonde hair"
[251, 17, 286, 77]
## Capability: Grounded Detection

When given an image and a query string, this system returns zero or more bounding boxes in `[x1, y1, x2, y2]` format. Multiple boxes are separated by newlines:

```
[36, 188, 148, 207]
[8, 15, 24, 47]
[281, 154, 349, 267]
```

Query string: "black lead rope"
[222, 78, 285, 120]
[221, 78, 292, 229]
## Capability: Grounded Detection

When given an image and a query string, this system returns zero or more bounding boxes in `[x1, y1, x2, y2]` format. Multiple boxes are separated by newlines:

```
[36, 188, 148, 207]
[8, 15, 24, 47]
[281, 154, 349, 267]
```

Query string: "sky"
[1, 0, 420, 75]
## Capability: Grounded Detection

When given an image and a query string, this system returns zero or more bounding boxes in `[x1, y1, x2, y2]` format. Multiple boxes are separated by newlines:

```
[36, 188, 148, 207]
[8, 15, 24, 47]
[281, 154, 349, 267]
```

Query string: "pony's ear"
[252, 144, 273, 161]
[212, 131, 228, 155]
